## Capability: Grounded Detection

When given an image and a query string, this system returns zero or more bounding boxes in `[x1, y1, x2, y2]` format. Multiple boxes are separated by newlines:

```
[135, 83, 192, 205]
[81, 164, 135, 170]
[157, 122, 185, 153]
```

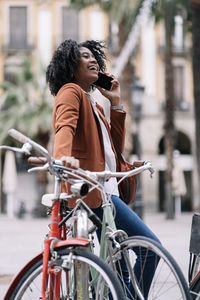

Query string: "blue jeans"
[93, 195, 161, 299]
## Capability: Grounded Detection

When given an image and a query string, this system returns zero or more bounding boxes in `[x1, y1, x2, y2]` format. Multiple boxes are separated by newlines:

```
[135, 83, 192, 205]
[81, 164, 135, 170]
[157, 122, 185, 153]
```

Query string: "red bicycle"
[2, 129, 124, 300]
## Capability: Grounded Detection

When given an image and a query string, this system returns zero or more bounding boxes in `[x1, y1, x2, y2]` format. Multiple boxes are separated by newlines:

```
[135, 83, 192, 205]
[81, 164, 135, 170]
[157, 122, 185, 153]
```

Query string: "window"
[174, 65, 184, 103]
[173, 65, 189, 111]
[173, 15, 183, 51]
[62, 7, 79, 42]
[9, 6, 27, 49]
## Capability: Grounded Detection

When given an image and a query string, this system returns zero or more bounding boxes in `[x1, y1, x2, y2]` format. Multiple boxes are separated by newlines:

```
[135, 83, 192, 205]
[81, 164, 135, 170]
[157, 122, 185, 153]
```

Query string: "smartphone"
[94, 72, 113, 90]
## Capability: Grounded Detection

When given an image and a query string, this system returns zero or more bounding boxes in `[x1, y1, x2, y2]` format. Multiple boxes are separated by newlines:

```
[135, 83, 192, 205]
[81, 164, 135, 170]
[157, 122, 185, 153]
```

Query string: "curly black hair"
[46, 39, 107, 96]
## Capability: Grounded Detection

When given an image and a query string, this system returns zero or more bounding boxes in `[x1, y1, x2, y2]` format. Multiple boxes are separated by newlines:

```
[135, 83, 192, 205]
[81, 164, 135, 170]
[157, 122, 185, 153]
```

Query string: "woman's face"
[74, 47, 99, 91]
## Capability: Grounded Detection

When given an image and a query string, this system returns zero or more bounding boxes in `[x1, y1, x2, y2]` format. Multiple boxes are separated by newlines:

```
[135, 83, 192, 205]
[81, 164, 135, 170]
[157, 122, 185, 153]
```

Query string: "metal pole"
[132, 122, 143, 219]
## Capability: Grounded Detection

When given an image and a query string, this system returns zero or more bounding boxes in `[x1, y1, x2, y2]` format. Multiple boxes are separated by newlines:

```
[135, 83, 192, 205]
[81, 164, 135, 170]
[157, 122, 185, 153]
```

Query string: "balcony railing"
[158, 44, 192, 57]
[161, 100, 190, 112]
[2, 43, 34, 53]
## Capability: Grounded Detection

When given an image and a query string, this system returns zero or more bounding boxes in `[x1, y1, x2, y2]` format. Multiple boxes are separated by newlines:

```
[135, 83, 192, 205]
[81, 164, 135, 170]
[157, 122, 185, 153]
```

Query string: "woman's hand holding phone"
[94, 72, 113, 90]
[94, 72, 121, 106]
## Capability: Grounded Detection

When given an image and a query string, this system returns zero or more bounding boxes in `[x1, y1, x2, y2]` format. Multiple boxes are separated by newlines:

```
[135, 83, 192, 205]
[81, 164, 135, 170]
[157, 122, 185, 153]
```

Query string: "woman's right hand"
[96, 73, 121, 106]
[60, 156, 80, 169]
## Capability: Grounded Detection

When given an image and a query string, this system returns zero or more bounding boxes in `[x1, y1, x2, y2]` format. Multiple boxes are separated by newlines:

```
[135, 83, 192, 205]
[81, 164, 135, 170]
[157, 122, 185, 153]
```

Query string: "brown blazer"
[52, 83, 126, 208]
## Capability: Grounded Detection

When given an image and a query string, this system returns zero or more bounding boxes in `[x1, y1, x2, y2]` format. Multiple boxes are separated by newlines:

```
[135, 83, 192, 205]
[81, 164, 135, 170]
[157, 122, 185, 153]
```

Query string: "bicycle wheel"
[111, 236, 191, 300]
[190, 272, 200, 299]
[6, 248, 124, 300]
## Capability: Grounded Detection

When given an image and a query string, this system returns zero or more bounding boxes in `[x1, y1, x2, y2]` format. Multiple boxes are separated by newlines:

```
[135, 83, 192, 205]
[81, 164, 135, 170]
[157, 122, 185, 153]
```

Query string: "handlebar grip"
[133, 160, 145, 168]
[28, 157, 47, 165]
[8, 129, 29, 144]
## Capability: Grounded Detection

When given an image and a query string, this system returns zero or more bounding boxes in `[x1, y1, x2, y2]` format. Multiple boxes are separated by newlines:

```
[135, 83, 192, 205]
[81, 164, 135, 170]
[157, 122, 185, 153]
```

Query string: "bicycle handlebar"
[8, 128, 30, 144]
[27, 156, 154, 179]
[28, 157, 50, 165]
[2, 129, 154, 188]
[88, 162, 154, 178]
[8, 128, 51, 161]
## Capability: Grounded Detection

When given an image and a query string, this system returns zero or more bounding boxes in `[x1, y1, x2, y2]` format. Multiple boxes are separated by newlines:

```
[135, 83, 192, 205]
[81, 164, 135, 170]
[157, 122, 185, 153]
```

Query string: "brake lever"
[143, 161, 155, 178]
[28, 163, 49, 173]
[0, 143, 31, 155]
[21, 143, 32, 155]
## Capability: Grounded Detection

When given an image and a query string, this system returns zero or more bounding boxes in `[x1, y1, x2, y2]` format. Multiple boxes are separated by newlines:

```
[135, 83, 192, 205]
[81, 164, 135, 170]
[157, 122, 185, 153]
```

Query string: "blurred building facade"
[135, 17, 196, 213]
[0, 0, 197, 215]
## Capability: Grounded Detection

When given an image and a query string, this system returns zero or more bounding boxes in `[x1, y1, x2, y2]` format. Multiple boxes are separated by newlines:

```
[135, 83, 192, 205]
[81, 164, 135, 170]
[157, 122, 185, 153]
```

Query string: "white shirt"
[87, 93, 119, 196]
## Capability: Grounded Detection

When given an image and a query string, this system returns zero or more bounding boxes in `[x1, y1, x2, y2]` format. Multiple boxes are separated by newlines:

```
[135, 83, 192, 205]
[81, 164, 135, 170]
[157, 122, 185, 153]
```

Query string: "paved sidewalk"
[0, 211, 194, 298]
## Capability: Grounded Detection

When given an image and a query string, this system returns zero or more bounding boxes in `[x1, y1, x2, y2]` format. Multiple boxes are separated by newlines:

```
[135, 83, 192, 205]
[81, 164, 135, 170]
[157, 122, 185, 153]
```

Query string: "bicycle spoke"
[7, 249, 124, 300]
[111, 237, 190, 300]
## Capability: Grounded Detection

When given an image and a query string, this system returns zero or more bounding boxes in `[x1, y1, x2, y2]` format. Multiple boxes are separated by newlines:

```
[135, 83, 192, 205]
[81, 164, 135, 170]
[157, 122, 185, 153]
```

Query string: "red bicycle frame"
[41, 176, 89, 300]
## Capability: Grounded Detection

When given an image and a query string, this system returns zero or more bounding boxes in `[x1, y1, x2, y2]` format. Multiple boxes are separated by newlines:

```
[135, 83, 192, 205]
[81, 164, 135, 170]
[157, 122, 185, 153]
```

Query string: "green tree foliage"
[0, 56, 53, 217]
[71, 0, 141, 36]
[0, 55, 52, 146]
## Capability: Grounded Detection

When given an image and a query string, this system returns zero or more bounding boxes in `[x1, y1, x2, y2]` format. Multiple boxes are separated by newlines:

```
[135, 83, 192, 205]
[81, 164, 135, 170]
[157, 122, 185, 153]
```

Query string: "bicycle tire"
[189, 272, 200, 299]
[111, 236, 191, 300]
[5, 248, 124, 300]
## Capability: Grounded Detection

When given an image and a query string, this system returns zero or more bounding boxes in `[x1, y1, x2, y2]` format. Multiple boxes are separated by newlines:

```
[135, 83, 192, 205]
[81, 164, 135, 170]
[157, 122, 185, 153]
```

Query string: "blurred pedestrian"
[172, 150, 187, 215]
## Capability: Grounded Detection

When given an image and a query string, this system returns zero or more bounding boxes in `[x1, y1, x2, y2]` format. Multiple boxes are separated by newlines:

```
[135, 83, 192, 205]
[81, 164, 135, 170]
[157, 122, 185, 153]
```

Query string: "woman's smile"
[74, 47, 99, 91]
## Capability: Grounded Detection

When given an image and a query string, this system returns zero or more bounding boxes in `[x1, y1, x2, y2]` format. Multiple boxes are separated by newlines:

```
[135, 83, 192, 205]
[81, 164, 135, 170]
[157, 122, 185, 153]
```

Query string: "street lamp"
[130, 77, 145, 219]
[130, 77, 145, 126]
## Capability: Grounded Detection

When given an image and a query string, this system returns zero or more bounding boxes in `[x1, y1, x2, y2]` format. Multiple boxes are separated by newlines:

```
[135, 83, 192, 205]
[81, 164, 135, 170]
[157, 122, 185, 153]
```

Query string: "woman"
[46, 39, 160, 299]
